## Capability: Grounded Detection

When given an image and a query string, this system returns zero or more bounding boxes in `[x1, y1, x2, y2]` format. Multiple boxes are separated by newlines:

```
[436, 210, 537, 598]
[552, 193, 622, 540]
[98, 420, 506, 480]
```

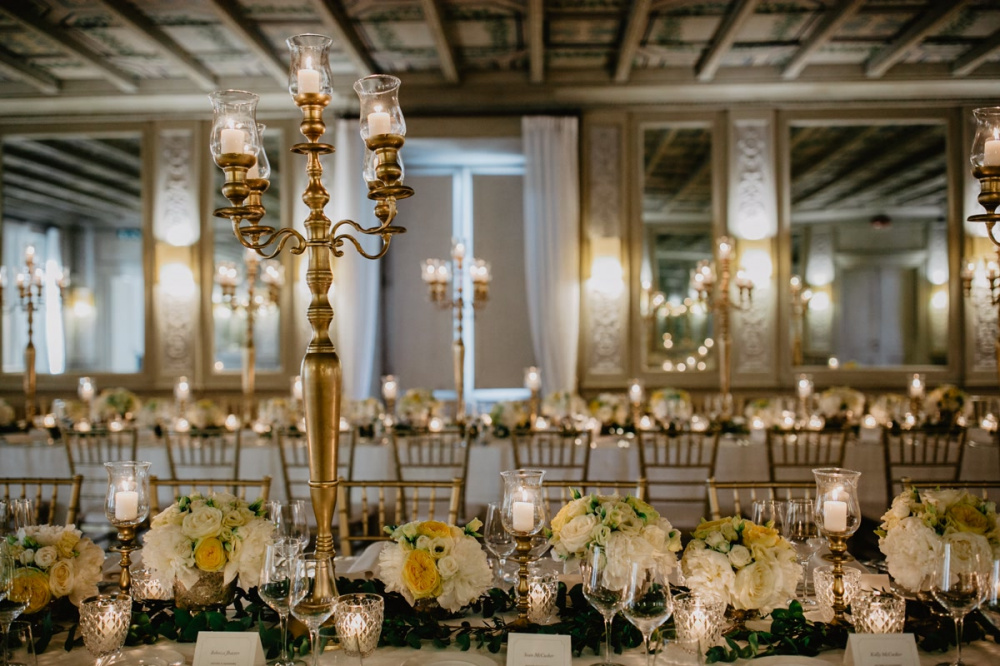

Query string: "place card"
[507, 633, 571, 666]
[193, 631, 266, 666]
[844, 633, 919, 666]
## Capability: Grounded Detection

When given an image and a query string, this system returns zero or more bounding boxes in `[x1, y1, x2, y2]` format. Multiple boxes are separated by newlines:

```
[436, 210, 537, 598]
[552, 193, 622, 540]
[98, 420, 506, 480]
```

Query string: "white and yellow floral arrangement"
[0, 398, 15, 427]
[4, 525, 105, 614]
[94, 387, 141, 422]
[142, 492, 274, 590]
[868, 393, 908, 426]
[378, 518, 492, 613]
[398, 388, 441, 426]
[348, 397, 383, 425]
[680, 517, 801, 614]
[489, 400, 529, 432]
[588, 393, 629, 427]
[135, 398, 175, 429]
[925, 384, 968, 426]
[817, 386, 865, 423]
[541, 391, 588, 422]
[184, 399, 227, 430]
[649, 388, 693, 423]
[548, 491, 682, 589]
[877, 487, 999, 592]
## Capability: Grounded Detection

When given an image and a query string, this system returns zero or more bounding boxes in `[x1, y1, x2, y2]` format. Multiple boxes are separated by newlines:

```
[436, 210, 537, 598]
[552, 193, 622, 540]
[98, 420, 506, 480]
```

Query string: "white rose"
[142, 524, 195, 583]
[591, 524, 612, 546]
[18, 549, 34, 566]
[732, 559, 786, 614]
[681, 547, 735, 605]
[415, 535, 433, 551]
[181, 506, 224, 540]
[228, 519, 274, 587]
[705, 530, 731, 553]
[401, 523, 419, 539]
[34, 546, 58, 568]
[944, 532, 993, 574]
[551, 497, 590, 532]
[640, 525, 667, 551]
[436, 537, 492, 613]
[48, 559, 75, 598]
[151, 505, 185, 528]
[880, 516, 943, 592]
[556, 514, 599, 557]
[75, 541, 106, 579]
[728, 544, 753, 569]
[437, 555, 460, 579]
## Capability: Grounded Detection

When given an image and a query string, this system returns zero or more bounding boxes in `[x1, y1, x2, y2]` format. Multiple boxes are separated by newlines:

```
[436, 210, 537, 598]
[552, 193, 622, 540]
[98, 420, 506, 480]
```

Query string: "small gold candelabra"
[813, 467, 862, 625]
[967, 107, 1000, 385]
[11, 245, 68, 422]
[104, 461, 151, 593]
[961, 254, 1000, 386]
[789, 275, 812, 367]
[381, 375, 397, 428]
[628, 378, 644, 427]
[216, 245, 284, 425]
[421, 239, 491, 426]
[209, 33, 413, 577]
[500, 469, 546, 628]
[524, 366, 541, 427]
[691, 236, 753, 416]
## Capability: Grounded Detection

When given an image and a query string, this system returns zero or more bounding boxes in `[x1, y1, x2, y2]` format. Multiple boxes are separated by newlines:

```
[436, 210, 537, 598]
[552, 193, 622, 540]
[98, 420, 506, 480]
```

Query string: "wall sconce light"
[589, 237, 623, 296]
[159, 263, 196, 299]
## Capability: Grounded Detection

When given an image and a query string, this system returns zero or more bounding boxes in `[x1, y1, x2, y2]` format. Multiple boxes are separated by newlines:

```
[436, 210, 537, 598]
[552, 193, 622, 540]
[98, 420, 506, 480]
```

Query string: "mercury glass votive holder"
[129, 567, 173, 602]
[333, 593, 383, 660]
[814, 565, 862, 613]
[853, 589, 906, 634]
[79, 594, 131, 666]
[527, 570, 559, 624]
[672, 593, 725, 655]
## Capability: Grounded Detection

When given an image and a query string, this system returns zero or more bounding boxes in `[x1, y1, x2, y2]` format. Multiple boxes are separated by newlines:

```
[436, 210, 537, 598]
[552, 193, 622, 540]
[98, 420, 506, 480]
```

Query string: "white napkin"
[340, 541, 386, 577]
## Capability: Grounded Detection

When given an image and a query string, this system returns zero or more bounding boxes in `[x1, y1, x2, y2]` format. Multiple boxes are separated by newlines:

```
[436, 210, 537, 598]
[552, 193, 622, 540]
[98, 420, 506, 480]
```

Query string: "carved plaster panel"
[155, 129, 199, 246]
[971, 287, 997, 373]
[159, 289, 195, 374]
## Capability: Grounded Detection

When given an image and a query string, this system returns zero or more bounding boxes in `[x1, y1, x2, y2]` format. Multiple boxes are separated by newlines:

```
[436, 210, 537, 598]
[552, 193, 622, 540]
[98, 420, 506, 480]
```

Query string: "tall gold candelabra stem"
[110, 525, 138, 593]
[242, 271, 258, 425]
[23, 299, 36, 422]
[508, 534, 534, 629]
[822, 535, 852, 625]
[717, 253, 733, 414]
[969, 166, 1000, 386]
[529, 388, 540, 428]
[453, 255, 466, 426]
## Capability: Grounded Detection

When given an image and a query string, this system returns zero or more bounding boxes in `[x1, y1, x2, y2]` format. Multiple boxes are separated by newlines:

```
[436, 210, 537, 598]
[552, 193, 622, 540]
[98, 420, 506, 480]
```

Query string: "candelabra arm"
[231, 219, 307, 258]
[987, 220, 1000, 248]
[331, 229, 402, 261]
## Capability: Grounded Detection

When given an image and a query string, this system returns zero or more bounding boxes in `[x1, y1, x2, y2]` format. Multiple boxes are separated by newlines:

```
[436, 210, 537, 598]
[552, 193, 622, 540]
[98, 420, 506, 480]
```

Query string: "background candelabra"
[524, 366, 541, 427]
[691, 236, 753, 415]
[961, 255, 1000, 384]
[216, 248, 284, 424]
[210, 32, 413, 573]
[421, 239, 491, 426]
[967, 107, 1000, 386]
[9, 245, 69, 422]
[789, 275, 812, 367]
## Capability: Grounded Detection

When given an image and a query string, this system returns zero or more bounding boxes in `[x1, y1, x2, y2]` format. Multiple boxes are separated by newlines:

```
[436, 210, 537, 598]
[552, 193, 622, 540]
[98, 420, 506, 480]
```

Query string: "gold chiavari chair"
[542, 479, 647, 523]
[0, 476, 83, 526]
[149, 476, 272, 514]
[902, 477, 1000, 502]
[391, 426, 469, 516]
[164, 429, 242, 480]
[706, 478, 816, 521]
[61, 425, 139, 514]
[277, 426, 357, 502]
[883, 427, 967, 505]
[765, 428, 848, 482]
[511, 428, 592, 482]
[336, 478, 462, 557]
[637, 428, 720, 527]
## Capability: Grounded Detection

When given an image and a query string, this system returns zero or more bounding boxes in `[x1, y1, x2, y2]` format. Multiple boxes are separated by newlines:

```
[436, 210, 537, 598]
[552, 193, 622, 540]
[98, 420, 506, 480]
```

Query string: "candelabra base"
[822, 535, 854, 626]
[508, 534, 535, 629]
[110, 525, 139, 593]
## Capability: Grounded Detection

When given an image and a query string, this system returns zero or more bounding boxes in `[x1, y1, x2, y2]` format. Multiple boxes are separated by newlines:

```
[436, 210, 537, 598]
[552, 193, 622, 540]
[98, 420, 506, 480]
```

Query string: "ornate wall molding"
[154, 129, 199, 246]
[971, 288, 997, 373]
[159, 288, 195, 374]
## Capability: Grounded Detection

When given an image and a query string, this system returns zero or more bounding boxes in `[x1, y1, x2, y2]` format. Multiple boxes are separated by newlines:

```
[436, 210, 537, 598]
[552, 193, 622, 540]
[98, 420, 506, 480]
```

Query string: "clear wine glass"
[278, 500, 310, 552]
[783, 499, 821, 604]
[981, 558, 1000, 633]
[580, 543, 626, 666]
[9, 501, 33, 532]
[622, 560, 673, 666]
[290, 553, 337, 666]
[929, 544, 987, 666]
[0, 549, 27, 666]
[751, 499, 786, 530]
[483, 502, 514, 588]
[259, 540, 299, 666]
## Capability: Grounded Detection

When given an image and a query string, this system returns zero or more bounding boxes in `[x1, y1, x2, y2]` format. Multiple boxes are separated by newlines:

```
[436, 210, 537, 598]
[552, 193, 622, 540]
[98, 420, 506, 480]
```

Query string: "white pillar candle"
[220, 127, 245, 154]
[368, 111, 391, 136]
[628, 383, 643, 404]
[382, 377, 398, 400]
[247, 163, 260, 179]
[525, 368, 541, 391]
[115, 491, 139, 521]
[292, 376, 303, 401]
[174, 377, 190, 403]
[824, 500, 848, 532]
[512, 501, 534, 532]
[297, 68, 320, 94]
[985, 139, 1000, 166]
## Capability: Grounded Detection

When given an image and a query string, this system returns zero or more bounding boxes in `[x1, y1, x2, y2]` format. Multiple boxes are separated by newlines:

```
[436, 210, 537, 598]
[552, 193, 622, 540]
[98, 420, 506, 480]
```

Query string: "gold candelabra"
[524, 366, 541, 427]
[209, 34, 413, 575]
[12, 245, 68, 422]
[691, 236, 753, 415]
[216, 245, 284, 425]
[789, 275, 812, 367]
[967, 107, 1000, 386]
[421, 240, 491, 426]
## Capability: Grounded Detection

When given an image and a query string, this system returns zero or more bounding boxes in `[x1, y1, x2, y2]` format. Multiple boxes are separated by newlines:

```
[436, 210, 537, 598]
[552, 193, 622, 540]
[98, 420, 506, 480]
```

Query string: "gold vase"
[724, 607, 759, 634]
[174, 571, 237, 611]
[413, 597, 465, 620]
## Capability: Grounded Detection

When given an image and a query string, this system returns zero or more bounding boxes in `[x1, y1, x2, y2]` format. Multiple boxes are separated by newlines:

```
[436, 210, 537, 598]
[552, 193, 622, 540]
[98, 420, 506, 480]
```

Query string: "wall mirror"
[1, 132, 144, 375]
[788, 120, 949, 368]
[211, 129, 283, 374]
[639, 122, 717, 374]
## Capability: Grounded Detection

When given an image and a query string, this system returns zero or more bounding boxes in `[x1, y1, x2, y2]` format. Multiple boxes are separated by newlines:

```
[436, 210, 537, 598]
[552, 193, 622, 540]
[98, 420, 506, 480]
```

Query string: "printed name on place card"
[506, 633, 571, 666]
[844, 633, 919, 666]
[193, 631, 266, 666]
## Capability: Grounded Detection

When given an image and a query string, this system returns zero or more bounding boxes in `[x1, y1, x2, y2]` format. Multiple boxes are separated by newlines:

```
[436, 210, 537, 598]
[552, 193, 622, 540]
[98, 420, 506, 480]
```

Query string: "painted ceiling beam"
[309, 0, 377, 76]
[694, 0, 761, 82]
[528, 0, 545, 84]
[419, 0, 459, 84]
[952, 27, 1000, 77]
[865, 1, 969, 78]
[207, 0, 287, 86]
[614, 0, 651, 83]
[781, 0, 865, 80]
[0, 42, 59, 94]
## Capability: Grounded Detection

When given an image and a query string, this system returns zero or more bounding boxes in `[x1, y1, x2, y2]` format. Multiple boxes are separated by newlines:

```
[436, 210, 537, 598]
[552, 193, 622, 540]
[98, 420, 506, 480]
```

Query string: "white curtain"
[331, 118, 382, 400]
[522, 116, 580, 394]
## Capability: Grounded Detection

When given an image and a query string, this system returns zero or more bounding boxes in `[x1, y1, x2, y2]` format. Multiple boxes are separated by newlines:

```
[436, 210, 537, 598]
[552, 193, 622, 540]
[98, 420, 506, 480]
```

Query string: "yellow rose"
[55, 530, 81, 559]
[12, 569, 51, 615]
[947, 503, 991, 535]
[417, 521, 452, 540]
[48, 560, 75, 598]
[401, 550, 440, 599]
[692, 519, 734, 541]
[742, 522, 781, 552]
[193, 537, 228, 572]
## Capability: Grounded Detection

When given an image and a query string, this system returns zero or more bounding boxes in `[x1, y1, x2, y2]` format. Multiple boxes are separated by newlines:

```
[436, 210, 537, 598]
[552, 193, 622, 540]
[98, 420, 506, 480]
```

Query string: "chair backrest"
[61, 426, 139, 509]
[901, 478, 1000, 503]
[336, 478, 462, 556]
[277, 427, 356, 502]
[765, 428, 848, 481]
[637, 428, 719, 524]
[149, 475, 272, 515]
[510, 429, 592, 482]
[706, 478, 816, 521]
[541, 479, 647, 523]
[164, 429, 242, 480]
[883, 427, 967, 505]
[0, 476, 83, 526]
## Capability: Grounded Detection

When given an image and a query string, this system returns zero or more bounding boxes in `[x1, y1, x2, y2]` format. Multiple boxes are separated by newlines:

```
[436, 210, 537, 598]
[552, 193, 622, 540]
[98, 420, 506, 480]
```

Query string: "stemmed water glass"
[783, 499, 821, 604]
[9, 501, 33, 532]
[0, 548, 28, 666]
[259, 540, 299, 666]
[580, 543, 626, 666]
[751, 499, 786, 530]
[483, 502, 514, 588]
[929, 544, 987, 666]
[622, 560, 673, 666]
[266, 501, 310, 552]
[290, 553, 337, 666]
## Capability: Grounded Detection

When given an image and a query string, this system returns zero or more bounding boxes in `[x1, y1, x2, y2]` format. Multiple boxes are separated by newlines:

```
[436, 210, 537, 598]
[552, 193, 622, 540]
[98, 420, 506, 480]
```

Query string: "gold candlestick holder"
[813, 467, 862, 626]
[789, 275, 812, 367]
[822, 534, 852, 624]
[104, 461, 151, 593]
[500, 469, 546, 628]
[110, 525, 139, 593]
[209, 34, 413, 578]
[510, 533, 534, 629]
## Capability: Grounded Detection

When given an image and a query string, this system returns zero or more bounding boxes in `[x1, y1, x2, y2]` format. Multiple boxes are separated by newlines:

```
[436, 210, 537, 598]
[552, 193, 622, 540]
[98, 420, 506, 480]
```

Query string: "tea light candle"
[823, 500, 848, 532]
[297, 66, 320, 94]
[382, 376, 398, 400]
[628, 381, 643, 404]
[220, 127, 245, 154]
[524, 367, 541, 391]
[78, 378, 95, 401]
[174, 417, 190, 433]
[368, 110, 391, 136]
[908, 374, 925, 399]
[174, 376, 190, 403]
[114, 491, 139, 522]
[428, 416, 444, 432]
[291, 375, 303, 401]
[225, 414, 240, 431]
[340, 417, 351, 432]
[512, 499, 534, 532]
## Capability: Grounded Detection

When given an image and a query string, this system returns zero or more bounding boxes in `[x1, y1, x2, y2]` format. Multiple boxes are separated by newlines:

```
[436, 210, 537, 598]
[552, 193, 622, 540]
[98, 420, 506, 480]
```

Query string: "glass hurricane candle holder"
[673, 592, 725, 656]
[354, 74, 405, 141]
[813, 467, 861, 625]
[333, 593, 384, 665]
[853, 589, 906, 634]
[79, 593, 131, 666]
[105, 461, 151, 592]
[500, 469, 546, 628]
[286, 34, 334, 97]
[971, 107, 1000, 170]
[208, 89, 260, 208]
[129, 567, 173, 602]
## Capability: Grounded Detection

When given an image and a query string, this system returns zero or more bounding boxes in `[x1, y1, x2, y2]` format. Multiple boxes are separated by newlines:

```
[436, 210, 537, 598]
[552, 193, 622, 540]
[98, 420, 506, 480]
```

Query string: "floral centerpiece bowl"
[548, 490, 682, 588]
[142, 491, 274, 611]
[680, 517, 801, 628]
[377, 518, 491, 615]
[5, 525, 105, 615]
[877, 486, 998, 594]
